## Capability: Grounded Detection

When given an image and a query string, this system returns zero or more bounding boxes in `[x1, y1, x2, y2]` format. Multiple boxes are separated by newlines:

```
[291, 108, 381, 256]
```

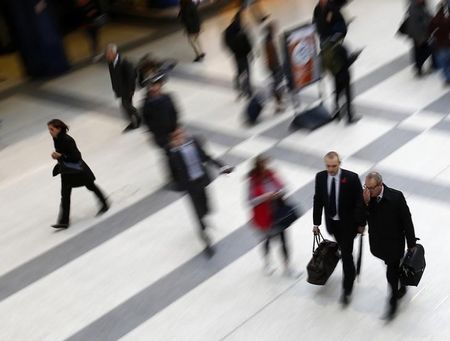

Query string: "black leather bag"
[400, 243, 425, 286]
[307, 233, 341, 285]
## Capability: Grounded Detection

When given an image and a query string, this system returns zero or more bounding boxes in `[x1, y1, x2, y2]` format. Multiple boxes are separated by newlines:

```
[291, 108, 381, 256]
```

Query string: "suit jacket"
[169, 137, 224, 191]
[366, 185, 416, 262]
[313, 168, 365, 234]
[108, 56, 136, 98]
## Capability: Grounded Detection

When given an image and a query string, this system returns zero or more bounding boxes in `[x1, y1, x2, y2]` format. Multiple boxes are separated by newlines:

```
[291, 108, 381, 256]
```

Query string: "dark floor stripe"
[423, 92, 450, 114]
[351, 127, 419, 163]
[65, 180, 316, 341]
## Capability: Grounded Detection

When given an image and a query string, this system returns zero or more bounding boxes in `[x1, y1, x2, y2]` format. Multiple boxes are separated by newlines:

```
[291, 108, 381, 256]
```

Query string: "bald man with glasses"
[313, 151, 366, 306]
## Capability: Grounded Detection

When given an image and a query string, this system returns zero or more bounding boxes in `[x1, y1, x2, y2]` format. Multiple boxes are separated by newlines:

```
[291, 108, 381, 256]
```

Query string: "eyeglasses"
[363, 184, 380, 191]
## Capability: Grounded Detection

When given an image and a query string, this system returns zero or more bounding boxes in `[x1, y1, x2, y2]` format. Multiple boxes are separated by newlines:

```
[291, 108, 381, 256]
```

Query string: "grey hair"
[106, 43, 118, 53]
[366, 171, 383, 185]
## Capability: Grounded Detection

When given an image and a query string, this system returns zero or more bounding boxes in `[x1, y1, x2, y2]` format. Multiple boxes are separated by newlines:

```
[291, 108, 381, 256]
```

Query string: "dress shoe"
[122, 124, 135, 133]
[96, 204, 110, 216]
[204, 245, 215, 258]
[340, 293, 351, 307]
[51, 223, 69, 229]
[346, 116, 362, 125]
[385, 301, 398, 321]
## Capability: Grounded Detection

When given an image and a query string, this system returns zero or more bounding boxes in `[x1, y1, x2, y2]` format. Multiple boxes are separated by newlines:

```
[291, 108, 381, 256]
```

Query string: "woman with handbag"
[248, 155, 296, 276]
[48, 119, 109, 229]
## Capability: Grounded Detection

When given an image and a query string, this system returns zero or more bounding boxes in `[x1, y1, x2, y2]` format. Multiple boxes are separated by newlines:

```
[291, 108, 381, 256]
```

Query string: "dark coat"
[313, 168, 365, 235]
[366, 185, 417, 263]
[224, 21, 252, 58]
[169, 137, 224, 191]
[108, 56, 136, 98]
[313, 3, 347, 42]
[142, 93, 179, 148]
[179, 2, 201, 34]
[52, 132, 96, 187]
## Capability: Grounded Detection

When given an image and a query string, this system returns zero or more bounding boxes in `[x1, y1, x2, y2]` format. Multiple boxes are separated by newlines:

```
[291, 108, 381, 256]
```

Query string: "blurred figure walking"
[248, 155, 296, 276]
[179, 0, 205, 62]
[313, 0, 348, 45]
[168, 127, 233, 257]
[263, 22, 285, 114]
[48, 119, 109, 229]
[429, 1, 450, 84]
[75, 0, 105, 62]
[142, 74, 180, 190]
[406, 0, 434, 76]
[224, 11, 253, 98]
[106, 44, 141, 132]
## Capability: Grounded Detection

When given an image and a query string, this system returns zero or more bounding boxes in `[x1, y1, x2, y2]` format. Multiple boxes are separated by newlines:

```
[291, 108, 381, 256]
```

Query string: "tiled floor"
[0, 0, 449, 340]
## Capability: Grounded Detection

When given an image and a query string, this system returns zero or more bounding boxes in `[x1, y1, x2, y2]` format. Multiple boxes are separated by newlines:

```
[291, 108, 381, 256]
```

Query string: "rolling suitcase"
[307, 233, 340, 285]
[244, 91, 265, 125]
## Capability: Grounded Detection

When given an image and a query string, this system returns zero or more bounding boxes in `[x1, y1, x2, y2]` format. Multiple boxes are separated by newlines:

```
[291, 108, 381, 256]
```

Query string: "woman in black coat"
[179, 0, 205, 62]
[48, 119, 109, 228]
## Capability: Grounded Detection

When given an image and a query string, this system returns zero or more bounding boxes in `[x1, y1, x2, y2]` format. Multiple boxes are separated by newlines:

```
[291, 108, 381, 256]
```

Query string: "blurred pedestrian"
[106, 44, 141, 132]
[363, 172, 417, 320]
[168, 127, 233, 257]
[313, 0, 347, 45]
[263, 22, 285, 113]
[179, 0, 205, 62]
[248, 155, 297, 276]
[406, 0, 434, 76]
[75, 0, 105, 62]
[321, 34, 361, 124]
[429, 1, 450, 84]
[312, 151, 365, 306]
[48, 119, 109, 229]
[142, 74, 180, 190]
[224, 11, 253, 98]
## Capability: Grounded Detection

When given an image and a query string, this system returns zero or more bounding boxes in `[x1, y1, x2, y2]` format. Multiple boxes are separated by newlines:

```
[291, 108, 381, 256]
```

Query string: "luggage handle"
[312, 232, 325, 253]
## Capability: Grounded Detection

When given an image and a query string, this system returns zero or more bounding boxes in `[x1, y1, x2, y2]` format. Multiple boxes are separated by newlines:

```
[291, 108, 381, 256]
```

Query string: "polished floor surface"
[0, 0, 449, 340]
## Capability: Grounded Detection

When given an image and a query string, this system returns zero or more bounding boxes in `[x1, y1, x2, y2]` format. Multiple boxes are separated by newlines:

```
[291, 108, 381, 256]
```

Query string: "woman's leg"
[59, 181, 72, 225]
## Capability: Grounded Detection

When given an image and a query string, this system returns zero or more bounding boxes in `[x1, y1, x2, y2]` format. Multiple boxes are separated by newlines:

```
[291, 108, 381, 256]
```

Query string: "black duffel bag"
[400, 243, 425, 286]
[307, 233, 340, 285]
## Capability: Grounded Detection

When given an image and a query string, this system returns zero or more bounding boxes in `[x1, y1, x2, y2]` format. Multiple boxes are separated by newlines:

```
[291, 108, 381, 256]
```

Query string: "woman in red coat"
[248, 154, 293, 276]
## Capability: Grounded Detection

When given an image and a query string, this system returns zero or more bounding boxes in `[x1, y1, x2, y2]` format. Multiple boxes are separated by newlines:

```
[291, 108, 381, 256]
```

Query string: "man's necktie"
[329, 177, 337, 217]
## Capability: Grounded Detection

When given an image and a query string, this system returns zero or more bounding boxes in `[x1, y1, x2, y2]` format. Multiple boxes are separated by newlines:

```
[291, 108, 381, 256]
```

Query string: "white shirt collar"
[328, 168, 342, 179]
[113, 54, 119, 67]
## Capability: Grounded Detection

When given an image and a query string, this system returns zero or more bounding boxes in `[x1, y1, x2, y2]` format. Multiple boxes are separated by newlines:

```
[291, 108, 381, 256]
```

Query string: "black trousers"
[234, 55, 252, 96]
[59, 180, 107, 224]
[186, 178, 210, 245]
[264, 230, 289, 262]
[121, 95, 140, 127]
[154, 135, 178, 183]
[330, 220, 356, 295]
[386, 259, 401, 305]
[334, 70, 353, 121]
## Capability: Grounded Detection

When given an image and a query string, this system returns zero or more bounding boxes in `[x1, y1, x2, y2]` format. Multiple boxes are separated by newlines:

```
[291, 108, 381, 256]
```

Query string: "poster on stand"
[283, 23, 321, 91]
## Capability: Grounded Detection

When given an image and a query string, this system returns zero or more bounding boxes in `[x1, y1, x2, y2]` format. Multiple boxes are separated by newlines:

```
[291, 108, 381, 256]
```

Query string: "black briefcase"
[307, 233, 341, 285]
[400, 243, 426, 286]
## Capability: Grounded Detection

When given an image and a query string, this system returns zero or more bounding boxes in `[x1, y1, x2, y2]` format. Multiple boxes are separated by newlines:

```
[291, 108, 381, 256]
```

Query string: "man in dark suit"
[313, 151, 365, 305]
[363, 172, 417, 320]
[168, 127, 233, 257]
[106, 43, 141, 132]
